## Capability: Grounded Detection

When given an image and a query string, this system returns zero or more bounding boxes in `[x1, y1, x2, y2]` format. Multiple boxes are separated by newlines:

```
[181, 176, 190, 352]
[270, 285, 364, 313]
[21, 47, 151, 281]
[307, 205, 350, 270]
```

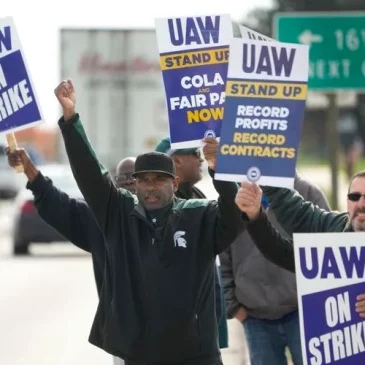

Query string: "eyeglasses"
[347, 192, 365, 202]
[180, 151, 201, 158]
[114, 173, 135, 183]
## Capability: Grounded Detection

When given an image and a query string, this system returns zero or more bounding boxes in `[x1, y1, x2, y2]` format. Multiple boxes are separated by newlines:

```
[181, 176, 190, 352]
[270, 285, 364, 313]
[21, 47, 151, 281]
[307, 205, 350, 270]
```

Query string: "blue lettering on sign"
[168, 16, 220, 46]
[241, 44, 296, 77]
[247, 31, 270, 42]
[0, 26, 12, 53]
[300, 247, 365, 279]
[340, 246, 365, 278]
[320, 248, 341, 278]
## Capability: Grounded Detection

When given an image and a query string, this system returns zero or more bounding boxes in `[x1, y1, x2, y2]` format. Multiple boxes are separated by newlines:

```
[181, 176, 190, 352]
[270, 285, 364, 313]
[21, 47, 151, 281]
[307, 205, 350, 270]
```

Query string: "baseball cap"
[155, 137, 199, 156]
[131, 152, 176, 178]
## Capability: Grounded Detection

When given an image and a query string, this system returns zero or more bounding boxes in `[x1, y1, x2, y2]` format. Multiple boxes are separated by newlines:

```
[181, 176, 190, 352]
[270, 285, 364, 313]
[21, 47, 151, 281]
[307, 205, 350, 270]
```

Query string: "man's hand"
[6, 147, 39, 181]
[202, 137, 218, 170]
[235, 181, 262, 220]
[356, 294, 365, 318]
[54, 79, 76, 121]
[235, 307, 248, 322]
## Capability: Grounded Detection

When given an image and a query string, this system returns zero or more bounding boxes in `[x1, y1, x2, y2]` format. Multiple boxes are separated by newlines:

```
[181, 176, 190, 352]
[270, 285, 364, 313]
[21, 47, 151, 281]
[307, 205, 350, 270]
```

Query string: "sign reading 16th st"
[274, 12, 365, 90]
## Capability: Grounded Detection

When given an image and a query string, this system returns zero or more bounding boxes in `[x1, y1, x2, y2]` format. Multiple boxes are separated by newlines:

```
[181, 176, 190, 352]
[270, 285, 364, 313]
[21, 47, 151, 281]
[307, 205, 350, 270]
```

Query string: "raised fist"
[54, 79, 76, 121]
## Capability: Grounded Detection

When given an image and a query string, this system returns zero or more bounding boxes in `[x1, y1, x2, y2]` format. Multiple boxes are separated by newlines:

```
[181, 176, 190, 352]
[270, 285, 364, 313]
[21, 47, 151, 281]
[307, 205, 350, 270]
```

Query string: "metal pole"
[327, 93, 339, 210]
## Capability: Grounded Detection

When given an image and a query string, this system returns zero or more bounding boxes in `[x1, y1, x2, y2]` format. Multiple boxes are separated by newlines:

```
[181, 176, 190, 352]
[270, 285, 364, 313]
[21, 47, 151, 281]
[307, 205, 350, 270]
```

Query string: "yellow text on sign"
[187, 107, 223, 124]
[160, 48, 229, 70]
[226, 81, 307, 100]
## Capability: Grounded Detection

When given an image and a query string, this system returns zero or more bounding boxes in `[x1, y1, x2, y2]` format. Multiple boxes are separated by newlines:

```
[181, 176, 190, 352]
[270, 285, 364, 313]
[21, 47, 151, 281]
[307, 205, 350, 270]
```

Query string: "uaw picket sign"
[155, 14, 233, 148]
[0, 17, 43, 134]
[294, 232, 365, 365]
[274, 12, 365, 91]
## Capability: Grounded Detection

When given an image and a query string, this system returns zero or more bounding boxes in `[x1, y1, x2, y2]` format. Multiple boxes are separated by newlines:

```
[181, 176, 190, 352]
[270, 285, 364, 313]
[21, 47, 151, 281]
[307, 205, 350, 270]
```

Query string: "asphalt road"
[0, 210, 112, 365]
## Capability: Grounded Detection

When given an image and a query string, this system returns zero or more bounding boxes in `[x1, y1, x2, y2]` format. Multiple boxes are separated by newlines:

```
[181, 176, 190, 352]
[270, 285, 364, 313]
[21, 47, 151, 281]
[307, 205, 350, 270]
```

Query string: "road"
[0, 204, 112, 365]
[0, 166, 348, 365]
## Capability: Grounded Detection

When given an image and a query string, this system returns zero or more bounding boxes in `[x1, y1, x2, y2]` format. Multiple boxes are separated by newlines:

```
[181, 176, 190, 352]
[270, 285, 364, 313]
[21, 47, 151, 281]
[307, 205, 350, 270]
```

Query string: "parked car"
[12, 164, 83, 255]
[0, 145, 20, 199]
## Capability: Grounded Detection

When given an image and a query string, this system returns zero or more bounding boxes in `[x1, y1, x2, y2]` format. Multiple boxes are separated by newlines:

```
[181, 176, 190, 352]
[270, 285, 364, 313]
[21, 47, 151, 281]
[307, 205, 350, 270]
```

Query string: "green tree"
[243, 0, 365, 37]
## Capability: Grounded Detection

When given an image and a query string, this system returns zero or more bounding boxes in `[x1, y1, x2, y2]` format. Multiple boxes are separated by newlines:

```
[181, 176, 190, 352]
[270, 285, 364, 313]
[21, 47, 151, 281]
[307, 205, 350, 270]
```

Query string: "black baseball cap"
[131, 152, 176, 178]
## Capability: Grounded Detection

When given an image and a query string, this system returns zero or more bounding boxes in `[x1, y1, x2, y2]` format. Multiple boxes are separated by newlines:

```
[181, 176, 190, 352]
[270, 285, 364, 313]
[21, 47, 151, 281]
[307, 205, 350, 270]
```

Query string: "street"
[0, 167, 347, 365]
[0, 202, 111, 365]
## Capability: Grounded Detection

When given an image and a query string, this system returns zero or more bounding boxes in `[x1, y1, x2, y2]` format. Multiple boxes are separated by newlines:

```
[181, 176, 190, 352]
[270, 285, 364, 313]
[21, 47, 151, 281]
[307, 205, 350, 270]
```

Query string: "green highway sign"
[274, 12, 365, 91]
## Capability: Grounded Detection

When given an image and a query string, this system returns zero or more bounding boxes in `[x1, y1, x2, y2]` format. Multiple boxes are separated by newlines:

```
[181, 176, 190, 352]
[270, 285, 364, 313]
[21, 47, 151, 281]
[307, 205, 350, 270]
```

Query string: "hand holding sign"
[202, 137, 218, 170]
[6, 146, 38, 180]
[356, 294, 365, 318]
[54, 79, 76, 121]
[6, 133, 23, 172]
[235, 181, 262, 220]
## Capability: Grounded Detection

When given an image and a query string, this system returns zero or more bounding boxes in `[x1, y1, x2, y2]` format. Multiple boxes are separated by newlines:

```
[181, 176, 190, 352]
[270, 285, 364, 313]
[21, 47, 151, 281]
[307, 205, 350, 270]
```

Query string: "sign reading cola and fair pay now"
[215, 37, 309, 188]
[155, 15, 233, 149]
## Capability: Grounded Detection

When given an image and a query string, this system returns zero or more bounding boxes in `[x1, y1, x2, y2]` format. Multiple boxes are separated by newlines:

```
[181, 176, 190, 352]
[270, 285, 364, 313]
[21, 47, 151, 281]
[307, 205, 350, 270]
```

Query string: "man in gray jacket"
[220, 171, 330, 365]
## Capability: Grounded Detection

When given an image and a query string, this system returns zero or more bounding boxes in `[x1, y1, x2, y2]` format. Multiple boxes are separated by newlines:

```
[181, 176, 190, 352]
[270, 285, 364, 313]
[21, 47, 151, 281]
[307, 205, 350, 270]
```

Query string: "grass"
[297, 155, 365, 175]
[297, 155, 328, 167]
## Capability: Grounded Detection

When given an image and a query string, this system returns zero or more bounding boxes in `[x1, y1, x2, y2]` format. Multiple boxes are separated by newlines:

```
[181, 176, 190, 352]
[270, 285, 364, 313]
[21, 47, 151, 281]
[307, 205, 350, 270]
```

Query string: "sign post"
[274, 12, 365, 209]
[327, 93, 339, 209]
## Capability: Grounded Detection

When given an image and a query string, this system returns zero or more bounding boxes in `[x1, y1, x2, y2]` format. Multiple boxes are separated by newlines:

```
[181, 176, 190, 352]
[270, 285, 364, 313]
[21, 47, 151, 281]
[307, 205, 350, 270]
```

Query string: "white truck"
[59, 28, 168, 170]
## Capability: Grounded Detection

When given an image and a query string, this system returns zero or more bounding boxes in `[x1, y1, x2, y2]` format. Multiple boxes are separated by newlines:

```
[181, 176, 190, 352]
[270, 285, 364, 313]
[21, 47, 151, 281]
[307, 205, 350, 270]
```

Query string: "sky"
[0, 0, 273, 131]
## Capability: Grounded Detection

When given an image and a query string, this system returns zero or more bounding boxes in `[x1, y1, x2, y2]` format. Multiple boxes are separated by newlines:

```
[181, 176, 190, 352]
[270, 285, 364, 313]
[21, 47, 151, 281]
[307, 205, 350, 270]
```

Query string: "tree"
[243, 0, 365, 37]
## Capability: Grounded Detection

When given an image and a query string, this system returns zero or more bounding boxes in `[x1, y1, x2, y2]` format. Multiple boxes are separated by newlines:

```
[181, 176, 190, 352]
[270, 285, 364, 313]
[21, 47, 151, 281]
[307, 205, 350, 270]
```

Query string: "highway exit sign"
[274, 12, 365, 91]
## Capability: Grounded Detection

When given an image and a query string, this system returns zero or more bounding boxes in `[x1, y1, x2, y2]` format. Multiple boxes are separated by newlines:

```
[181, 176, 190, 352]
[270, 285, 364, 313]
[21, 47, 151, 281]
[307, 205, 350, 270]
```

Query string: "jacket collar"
[131, 200, 174, 227]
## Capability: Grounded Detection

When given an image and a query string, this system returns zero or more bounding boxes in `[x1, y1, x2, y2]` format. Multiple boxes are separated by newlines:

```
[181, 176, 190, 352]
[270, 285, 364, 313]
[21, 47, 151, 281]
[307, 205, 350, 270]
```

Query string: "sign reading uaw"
[294, 232, 365, 365]
[215, 36, 309, 189]
[155, 14, 233, 149]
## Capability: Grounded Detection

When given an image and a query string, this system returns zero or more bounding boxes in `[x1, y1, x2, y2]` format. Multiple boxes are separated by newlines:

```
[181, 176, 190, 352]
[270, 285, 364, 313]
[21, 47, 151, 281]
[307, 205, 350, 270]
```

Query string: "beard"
[352, 220, 365, 232]
[351, 207, 365, 231]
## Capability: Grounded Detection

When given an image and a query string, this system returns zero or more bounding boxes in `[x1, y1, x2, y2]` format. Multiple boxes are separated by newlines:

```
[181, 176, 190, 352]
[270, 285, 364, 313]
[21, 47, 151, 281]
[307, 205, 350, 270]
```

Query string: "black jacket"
[59, 114, 244, 364]
[246, 210, 297, 273]
[175, 183, 223, 323]
[220, 175, 330, 319]
[175, 183, 228, 348]
[176, 183, 205, 200]
[27, 172, 105, 295]
[29, 174, 225, 343]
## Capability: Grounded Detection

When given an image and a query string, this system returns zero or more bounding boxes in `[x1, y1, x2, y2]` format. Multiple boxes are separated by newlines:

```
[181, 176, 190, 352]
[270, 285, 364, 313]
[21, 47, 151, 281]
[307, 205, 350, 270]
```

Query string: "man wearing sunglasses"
[234, 170, 365, 318]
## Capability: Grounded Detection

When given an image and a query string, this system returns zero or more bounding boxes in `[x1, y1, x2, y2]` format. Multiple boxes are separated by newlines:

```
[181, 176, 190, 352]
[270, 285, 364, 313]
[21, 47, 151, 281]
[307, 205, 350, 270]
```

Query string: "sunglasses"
[115, 173, 135, 183]
[180, 151, 201, 158]
[347, 192, 365, 202]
